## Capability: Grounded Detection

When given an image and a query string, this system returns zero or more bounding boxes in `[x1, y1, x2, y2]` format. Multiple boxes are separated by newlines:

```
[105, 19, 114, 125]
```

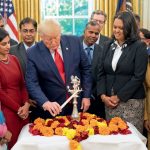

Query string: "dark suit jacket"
[79, 36, 103, 97]
[25, 35, 92, 116]
[80, 36, 106, 117]
[97, 40, 148, 102]
[98, 34, 110, 47]
[10, 38, 18, 46]
[10, 42, 27, 76]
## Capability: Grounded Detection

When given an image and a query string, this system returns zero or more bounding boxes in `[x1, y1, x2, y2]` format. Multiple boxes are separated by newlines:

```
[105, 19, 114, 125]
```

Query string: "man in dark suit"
[90, 10, 110, 47]
[10, 17, 37, 76]
[0, 14, 18, 46]
[80, 21, 105, 118]
[25, 19, 92, 119]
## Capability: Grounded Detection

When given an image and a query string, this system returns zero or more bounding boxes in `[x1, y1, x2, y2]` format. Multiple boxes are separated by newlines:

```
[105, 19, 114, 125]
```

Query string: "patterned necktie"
[85, 47, 92, 64]
[54, 50, 65, 83]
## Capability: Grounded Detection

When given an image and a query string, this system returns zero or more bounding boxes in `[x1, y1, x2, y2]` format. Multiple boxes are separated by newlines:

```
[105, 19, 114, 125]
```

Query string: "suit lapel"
[18, 43, 27, 65]
[60, 38, 71, 84]
[92, 44, 99, 67]
[39, 42, 65, 85]
[116, 46, 128, 71]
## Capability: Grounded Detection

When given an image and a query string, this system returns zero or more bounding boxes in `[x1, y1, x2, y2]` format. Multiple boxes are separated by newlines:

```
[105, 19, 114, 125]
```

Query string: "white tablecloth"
[11, 123, 147, 150]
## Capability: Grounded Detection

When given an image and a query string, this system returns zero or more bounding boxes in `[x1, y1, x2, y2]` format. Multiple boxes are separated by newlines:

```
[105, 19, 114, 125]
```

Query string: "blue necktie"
[85, 47, 92, 64]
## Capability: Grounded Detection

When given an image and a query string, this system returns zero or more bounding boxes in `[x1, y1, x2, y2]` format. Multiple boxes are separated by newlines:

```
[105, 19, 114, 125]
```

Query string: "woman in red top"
[0, 28, 30, 149]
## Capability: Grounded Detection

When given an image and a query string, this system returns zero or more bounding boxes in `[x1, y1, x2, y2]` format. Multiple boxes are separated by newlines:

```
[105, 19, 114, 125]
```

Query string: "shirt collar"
[83, 41, 94, 50]
[23, 42, 35, 50]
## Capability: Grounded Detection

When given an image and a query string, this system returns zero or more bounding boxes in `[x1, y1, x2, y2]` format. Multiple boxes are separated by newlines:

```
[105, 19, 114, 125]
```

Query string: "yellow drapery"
[12, 0, 40, 41]
[94, 0, 143, 37]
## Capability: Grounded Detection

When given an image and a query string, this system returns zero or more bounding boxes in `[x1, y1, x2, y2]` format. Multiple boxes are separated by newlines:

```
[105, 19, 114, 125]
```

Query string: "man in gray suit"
[80, 21, 105, 118]
[90, 10, 110, 47]
[10, 17, 37, 76]
[10, 17, 37, 122]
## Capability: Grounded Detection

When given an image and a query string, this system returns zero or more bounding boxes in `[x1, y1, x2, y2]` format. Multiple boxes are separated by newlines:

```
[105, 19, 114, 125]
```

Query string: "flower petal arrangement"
[29, 113, 131, 150]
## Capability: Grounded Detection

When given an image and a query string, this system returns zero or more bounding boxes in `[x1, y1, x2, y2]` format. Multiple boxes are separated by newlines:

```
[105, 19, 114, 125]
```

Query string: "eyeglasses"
[21, 29, 36, 34]
[92, 19, 105, 24]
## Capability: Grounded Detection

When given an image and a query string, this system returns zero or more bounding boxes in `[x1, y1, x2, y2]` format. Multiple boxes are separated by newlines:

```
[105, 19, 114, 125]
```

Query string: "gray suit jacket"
[10, 42, 27, 76]
[99, 34, 110, 47]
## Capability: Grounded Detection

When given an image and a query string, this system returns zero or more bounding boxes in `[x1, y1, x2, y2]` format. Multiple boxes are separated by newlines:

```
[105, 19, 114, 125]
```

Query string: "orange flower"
[51, 121, 60, 129]
[90, 119, 97, 127]
[118, 121, 127, 130]
[81, 119, 89, 126]
[55, 127, 63, 136]
[40, 126, 54, 136]
[33, 123, 44, 130]
[99, 126, 110, 135]
[34, 118, 45, 125]
[70, 140, 81, 150]
[108, 124, 119, 132]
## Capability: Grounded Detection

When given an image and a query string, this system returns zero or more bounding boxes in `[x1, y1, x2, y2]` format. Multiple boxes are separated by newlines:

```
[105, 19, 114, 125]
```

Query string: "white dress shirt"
[112, 41, 123, 71]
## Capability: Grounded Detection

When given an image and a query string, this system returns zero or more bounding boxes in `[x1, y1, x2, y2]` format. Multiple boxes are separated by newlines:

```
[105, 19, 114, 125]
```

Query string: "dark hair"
[140, 28, 150, 39]
[85, 20, 100, 30]
[0, 28, 9, 42]
[90, 10, 107, 22]
[113, 11, 139, 44]
[19, 17, 37, 31]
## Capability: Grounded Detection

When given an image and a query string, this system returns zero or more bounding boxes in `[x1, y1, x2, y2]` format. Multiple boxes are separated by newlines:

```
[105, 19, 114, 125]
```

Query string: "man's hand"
[42, 101, 61, 116]
[144, 120, 150, 132]
[81, 98, 91, 112]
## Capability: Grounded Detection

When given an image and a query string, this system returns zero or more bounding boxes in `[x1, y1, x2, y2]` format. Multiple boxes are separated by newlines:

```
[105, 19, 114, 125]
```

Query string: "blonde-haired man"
[25, 19, 92, 119]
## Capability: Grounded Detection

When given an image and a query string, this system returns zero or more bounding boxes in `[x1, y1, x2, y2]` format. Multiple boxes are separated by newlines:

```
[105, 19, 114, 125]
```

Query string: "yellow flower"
[66, 129, 76, 140]
[87, 127, 94, 135]
[97, 122, 107, 128]
[62, 127, 69, 136]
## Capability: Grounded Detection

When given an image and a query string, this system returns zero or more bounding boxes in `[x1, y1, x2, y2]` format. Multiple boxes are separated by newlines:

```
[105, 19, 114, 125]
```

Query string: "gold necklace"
[0, 56, 10, 64]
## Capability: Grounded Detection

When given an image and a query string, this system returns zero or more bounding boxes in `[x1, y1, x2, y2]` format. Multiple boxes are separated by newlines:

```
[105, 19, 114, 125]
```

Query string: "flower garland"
[29, 113, 131, 150]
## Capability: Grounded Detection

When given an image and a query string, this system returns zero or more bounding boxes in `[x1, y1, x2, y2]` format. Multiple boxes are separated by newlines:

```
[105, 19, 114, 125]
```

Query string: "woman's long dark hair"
[113, 11, 140, 44]
[0, 28, 9, 42]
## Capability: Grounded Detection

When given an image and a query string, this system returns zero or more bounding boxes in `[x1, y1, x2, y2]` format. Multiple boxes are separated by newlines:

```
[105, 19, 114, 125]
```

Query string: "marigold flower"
[40, 126, 54, 136]
[97, 122, 107, 128]
[70, 140, 81, 150]
[66, 129, 76, 140]
[34, 118, 45, 125]
[90, 119, 97, 127]
[87, 128, 94, 135]
[51, 121, 60, 129]
[32, 123, 44, 130]
[108, 124, 119, 132]
[99, 126, 110, 135]
[55, 127, 63, 135]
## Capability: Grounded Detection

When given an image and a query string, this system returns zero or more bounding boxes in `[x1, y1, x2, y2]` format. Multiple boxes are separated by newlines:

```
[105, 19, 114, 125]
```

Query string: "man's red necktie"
[54, 50, 66, 83]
